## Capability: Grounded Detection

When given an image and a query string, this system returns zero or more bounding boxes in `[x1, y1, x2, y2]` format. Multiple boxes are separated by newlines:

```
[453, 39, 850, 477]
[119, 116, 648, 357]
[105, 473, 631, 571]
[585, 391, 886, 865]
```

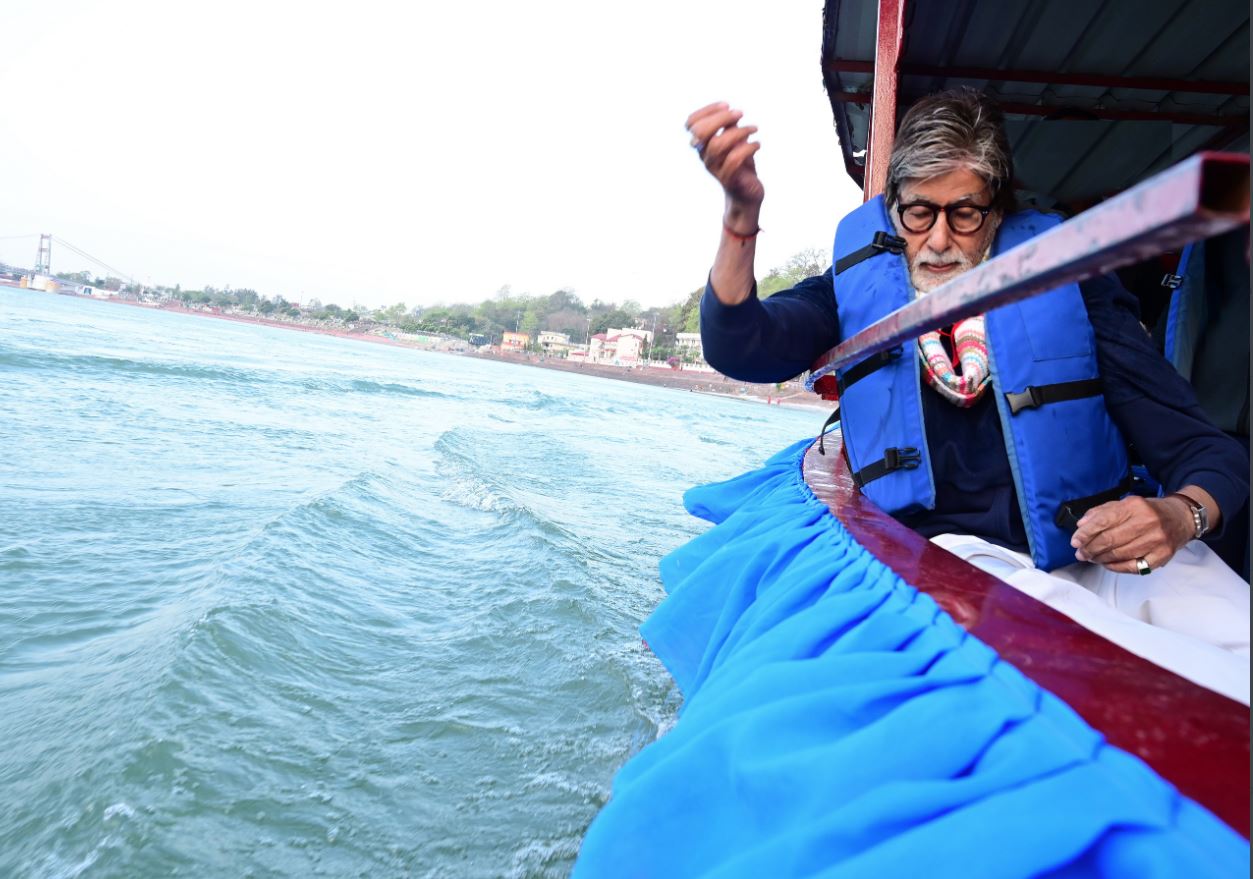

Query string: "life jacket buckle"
[850, 446, 922, 488]
[872, 231, 907, 255]
[1005, 378, 1104, 415]
[1160, 273, 1183, 289]
[884, 446, 921, 471]
[1005, 385, 1045, 414]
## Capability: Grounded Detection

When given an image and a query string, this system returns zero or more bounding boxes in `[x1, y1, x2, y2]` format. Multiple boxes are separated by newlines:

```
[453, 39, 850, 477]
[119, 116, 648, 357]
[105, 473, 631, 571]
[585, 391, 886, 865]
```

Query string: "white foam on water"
[102, 802, 135, 821]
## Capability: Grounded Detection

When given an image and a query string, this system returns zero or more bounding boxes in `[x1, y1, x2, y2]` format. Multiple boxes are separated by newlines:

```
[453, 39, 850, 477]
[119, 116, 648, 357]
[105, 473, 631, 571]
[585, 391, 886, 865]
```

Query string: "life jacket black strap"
[834, 231, 906, 276]
[837, 347, 904, 396]
[1161, 272, 1183, 289]
[816, 407, 840, 455]
[1053, 475, 1135, 531]
[851, 446, 922, 488]
[1004, 378, 1103, 415]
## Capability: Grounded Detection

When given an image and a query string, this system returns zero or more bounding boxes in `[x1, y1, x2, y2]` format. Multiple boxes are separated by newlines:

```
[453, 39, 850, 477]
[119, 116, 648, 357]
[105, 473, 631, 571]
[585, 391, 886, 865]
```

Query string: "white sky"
[0, 1, 862, 310]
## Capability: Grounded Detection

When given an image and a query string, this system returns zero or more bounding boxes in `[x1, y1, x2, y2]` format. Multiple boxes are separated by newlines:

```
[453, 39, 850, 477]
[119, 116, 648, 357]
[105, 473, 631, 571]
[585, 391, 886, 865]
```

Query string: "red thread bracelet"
[723, 222, 761, 241]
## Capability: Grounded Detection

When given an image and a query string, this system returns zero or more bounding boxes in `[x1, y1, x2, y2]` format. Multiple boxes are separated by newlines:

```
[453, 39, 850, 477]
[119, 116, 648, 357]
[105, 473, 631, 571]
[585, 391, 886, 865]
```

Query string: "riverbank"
[469, 349, 827, 409]
[90, 294, 829, 409]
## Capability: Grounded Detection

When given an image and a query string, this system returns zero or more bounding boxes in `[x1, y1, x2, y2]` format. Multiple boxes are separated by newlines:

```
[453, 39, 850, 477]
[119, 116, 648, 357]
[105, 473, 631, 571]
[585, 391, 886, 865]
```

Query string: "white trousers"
[932, 534, 1251, 705]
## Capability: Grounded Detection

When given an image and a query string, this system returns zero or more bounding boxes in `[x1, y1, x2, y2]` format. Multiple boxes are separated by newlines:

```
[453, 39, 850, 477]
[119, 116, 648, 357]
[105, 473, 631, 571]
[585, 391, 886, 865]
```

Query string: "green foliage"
[591, 309, 633, 336]
[378, 302, 410, 324]
[519, 307, 541, 341]
[678, 287, 702, 334]
[759, 248, 829, 299]
[140, 248, 826, 355]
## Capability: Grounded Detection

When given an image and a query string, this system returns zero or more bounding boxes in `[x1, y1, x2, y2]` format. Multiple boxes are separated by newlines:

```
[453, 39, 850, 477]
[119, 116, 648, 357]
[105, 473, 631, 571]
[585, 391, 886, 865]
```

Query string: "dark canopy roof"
[822, 0, 1250, 206]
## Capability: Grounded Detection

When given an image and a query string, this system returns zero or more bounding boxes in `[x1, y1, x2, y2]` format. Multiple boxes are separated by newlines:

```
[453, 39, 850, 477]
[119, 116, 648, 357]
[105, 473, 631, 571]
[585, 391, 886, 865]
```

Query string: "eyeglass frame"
[895, 199, 995, 235]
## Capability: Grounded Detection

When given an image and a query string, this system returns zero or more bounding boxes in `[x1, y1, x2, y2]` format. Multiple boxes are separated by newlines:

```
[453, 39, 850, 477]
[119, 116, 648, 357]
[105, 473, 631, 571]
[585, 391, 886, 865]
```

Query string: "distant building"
[676, 332, 704, 362]
[616, 327, 653, 346]
[537, 331, 573, 355]
[502, 331, 530, 350]
[610, 332, 644, 363]
[588, 327, 652, 365]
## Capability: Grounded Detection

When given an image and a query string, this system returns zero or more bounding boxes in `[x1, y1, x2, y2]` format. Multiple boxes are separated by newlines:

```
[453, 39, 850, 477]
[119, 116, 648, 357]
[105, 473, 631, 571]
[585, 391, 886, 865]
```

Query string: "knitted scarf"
[918, 315, 991, 407]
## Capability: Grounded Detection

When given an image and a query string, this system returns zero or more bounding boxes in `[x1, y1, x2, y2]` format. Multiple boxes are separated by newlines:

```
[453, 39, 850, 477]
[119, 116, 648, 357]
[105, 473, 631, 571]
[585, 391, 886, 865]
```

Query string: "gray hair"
[885, 88, 1015, 213]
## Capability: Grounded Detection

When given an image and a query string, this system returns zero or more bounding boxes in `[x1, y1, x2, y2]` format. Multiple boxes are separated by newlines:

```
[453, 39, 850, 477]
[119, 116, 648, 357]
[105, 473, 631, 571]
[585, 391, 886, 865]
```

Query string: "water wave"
[0, 346, 263, 386]
[0, 289, 820, 878]
[0, 345, 453, 404]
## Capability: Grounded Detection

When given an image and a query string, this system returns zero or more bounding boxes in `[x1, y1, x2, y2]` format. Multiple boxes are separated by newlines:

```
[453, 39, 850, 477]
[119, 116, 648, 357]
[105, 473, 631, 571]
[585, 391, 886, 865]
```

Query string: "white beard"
[909, 251, 974, 294]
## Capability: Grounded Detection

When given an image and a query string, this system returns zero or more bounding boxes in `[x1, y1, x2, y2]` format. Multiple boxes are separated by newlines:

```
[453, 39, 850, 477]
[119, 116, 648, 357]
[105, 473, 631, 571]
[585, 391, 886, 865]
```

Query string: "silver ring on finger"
[1135, 557, 1152, 576]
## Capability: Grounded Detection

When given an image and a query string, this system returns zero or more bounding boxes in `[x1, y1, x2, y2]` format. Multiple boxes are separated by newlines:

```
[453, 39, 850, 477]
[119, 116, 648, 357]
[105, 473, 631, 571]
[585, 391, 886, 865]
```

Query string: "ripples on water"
[0, 290, 818, 878]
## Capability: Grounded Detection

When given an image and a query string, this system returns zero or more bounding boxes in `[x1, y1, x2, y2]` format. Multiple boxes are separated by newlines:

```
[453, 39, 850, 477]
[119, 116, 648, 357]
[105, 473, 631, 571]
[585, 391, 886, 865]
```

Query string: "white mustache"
[914, 250, 972, 270]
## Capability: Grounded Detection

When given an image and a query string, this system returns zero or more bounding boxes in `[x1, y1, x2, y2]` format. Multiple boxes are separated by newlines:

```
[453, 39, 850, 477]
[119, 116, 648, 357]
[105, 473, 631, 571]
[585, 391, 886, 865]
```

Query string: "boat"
[574, 0, 1250, 875]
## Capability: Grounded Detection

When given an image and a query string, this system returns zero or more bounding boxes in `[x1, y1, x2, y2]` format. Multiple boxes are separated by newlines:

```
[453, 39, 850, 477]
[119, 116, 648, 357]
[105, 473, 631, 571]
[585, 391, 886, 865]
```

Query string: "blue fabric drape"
[575, 439, 1247, 878]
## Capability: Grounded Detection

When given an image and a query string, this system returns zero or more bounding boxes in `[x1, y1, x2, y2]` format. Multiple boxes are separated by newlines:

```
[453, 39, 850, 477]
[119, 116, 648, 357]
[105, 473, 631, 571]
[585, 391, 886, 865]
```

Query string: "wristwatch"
[1169, 491, 1210, 539]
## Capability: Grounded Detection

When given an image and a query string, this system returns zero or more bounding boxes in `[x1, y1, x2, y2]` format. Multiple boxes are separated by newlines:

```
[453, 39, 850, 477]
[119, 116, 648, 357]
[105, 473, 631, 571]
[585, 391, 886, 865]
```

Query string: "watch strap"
[1168, 491, 1208, 538]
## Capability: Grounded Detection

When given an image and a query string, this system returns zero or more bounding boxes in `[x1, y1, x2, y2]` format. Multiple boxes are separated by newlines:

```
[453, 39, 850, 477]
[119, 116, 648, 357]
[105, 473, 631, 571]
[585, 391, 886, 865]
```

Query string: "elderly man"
[685, 88, 1249, 685]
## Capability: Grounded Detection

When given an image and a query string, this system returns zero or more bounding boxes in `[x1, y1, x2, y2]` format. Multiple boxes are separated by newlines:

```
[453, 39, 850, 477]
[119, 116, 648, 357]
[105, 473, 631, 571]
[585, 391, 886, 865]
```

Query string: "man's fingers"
[1070, 495, 1182, 566]
[1081, 531, 1163, 565]
[1074, 518, 1153, 559]
[1072, 500, 1125, 537]
[703, 125, 758, 170]
[1071, 499, 1138, 548]
[687, 108, 744, 154]
[685, 102, 730, 131]
[718, 141, 761, 181]
[687, 108, 741, 142]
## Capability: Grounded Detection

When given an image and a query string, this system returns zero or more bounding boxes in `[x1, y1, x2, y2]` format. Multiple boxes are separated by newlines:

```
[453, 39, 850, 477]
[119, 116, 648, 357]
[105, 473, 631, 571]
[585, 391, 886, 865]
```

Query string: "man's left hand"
[1071, 495, 1195, 573]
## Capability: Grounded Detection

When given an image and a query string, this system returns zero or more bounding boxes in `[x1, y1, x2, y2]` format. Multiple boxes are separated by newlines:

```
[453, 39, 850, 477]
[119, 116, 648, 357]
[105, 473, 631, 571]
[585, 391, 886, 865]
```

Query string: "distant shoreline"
[469, 350, 827, 410]
[19, 289, 829, 410]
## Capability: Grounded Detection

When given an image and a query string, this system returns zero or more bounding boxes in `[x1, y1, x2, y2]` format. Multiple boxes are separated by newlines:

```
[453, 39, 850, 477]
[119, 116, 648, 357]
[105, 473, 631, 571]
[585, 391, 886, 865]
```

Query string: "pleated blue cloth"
[574, 438, 1248, 878]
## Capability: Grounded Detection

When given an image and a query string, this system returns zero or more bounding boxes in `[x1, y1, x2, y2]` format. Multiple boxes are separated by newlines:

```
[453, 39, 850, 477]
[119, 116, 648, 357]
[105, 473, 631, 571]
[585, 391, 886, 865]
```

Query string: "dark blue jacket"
[700, 268, 1249, 554]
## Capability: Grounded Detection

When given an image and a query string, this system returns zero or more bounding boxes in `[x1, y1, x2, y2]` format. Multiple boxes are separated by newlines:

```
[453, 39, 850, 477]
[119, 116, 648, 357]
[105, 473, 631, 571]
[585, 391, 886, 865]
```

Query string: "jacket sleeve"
[699, 267, 840, 383]
[1083, 273, 1250, 532]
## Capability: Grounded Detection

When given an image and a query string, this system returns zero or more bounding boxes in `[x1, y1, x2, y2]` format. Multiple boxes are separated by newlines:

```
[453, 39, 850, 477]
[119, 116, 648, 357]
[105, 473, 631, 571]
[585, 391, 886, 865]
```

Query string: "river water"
[0, 289, 818, 878]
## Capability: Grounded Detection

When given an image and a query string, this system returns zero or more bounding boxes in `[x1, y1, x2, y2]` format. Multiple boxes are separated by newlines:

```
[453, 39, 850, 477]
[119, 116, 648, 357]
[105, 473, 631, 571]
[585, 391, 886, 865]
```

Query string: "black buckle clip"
[1005, 386, 1044, 415]
[1054, 503, 1081, 531]
[884, 446, 921, 471]
[872, 231, 906, 255]
[1161, 273, 1183, 289]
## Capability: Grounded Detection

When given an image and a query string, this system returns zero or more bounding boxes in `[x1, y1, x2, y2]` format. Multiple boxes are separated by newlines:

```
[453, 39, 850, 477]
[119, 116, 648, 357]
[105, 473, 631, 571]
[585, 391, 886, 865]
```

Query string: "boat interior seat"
[1148, 228, 1251, 580]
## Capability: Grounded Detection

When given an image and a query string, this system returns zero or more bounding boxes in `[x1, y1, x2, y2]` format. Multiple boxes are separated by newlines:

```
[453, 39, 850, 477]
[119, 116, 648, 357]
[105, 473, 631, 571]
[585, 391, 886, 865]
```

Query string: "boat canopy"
[822, 0, 1250, 205]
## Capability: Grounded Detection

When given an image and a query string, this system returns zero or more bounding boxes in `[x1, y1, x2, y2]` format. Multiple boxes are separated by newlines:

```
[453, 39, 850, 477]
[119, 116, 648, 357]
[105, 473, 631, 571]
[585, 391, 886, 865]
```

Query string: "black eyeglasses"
[896, 200, 994, 235]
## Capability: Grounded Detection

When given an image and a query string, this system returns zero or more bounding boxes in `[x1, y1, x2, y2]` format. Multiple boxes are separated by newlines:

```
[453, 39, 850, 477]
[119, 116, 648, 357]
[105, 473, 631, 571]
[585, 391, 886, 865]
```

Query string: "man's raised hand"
[686, 102, 764, 215]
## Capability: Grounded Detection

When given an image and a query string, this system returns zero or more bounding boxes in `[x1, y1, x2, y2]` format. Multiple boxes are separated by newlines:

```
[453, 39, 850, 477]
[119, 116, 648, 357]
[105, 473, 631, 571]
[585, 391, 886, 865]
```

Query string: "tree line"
[91, 248, 829, 360]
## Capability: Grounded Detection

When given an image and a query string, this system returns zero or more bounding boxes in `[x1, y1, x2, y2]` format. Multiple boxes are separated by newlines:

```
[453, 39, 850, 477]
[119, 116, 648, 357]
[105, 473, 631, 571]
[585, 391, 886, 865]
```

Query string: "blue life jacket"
[830, 196, 1130, 570]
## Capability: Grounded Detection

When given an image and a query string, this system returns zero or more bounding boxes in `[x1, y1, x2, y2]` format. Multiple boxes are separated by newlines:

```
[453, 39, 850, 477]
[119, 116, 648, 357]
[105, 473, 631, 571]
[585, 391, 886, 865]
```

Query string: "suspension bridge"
[0, 233, 140, 294]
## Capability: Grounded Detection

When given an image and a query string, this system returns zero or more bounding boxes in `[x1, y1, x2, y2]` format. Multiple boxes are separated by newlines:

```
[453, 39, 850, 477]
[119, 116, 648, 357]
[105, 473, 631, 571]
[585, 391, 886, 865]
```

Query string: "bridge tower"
[34, 234, 51, 276]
